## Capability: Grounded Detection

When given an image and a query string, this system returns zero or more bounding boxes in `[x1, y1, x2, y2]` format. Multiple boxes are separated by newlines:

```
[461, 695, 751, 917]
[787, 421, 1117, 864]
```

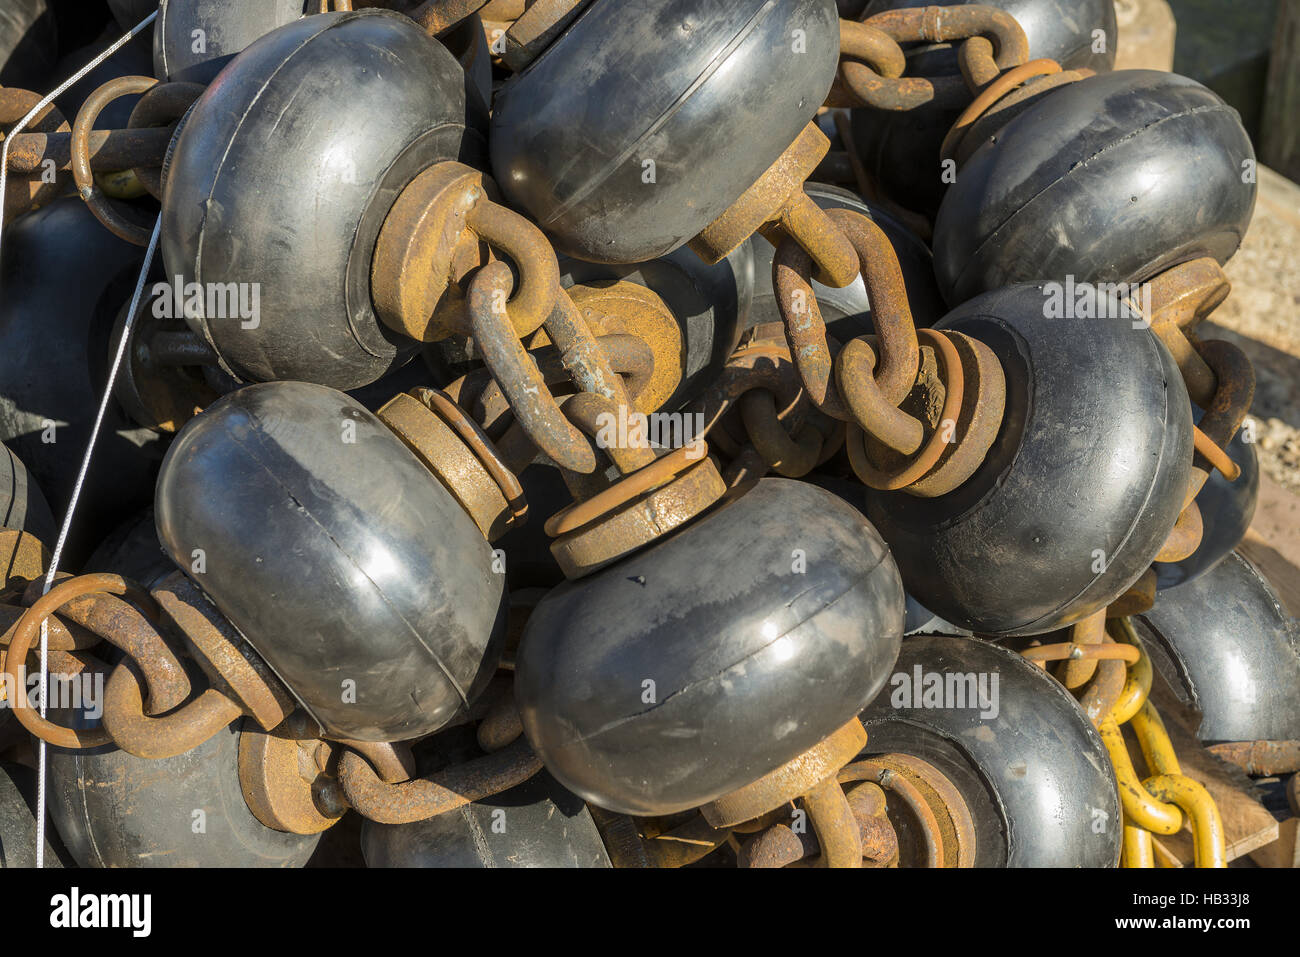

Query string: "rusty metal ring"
[838, 759, 944, 867]
[842, 5, 1031, 111]
[826, 208, 920, 404]
[544, 443, 701, 537]
[71, 75, 160, 245]
[0, 575, 160, 749]
[475, 688, 524, 753]
[868, 753, 977, 868]
[773, 208, 921, 426]
[696, 340, 811, 442]
[467, 199, 562, 339]
[844, 328, 964, 489]
[558, 391, 659, 476]
[839, 19, 906, 79]
[468, 261, 598, 473]
[955, 35, 1001, 89]
[410, 0, 492, 35]
[837, 336, 928, 455]
[865, 6, 1030, 65]
[125, 81, 204, 199]
[101, 659, 244, 760]
[940, 59, 1063, 166]
[0, 87, 69, 217]
[410, 386, 528, 524]
[18, 574, 193, 714]
[150, 573, 293, 730]
[739, 388, 823, 478]
[773, 237, 851, 421]
[337, 736, 542, 825]
[0, 603, 97, 652]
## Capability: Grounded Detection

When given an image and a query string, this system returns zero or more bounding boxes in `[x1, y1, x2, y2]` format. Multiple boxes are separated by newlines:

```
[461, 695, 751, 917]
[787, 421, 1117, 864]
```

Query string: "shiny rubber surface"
[0, 762, 70, 868]
[361, 770, 611, 868]
[155, 382, 507, 741]
[0, 441, 56, 546]
[860, 634, 1122, 867]
[517, 478, 905, 815]
[934, 71, 1256, 305]
[491, 0, 841, 263]
[1154, 423, 1258, 590]
[154, 0, 304, 83]
[868, 283, 1193, 636]
[0, 199, 158, 564]
[1137, 551, 1300, 743]
[161, 10, 488, 389]
[48, 715, 318, 868]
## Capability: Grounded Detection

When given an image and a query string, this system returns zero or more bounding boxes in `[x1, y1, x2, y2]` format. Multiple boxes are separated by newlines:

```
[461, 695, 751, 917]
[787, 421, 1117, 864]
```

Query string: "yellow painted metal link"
[1130, 699, 1180, 775]
[1122, 814, 1154, 868]
[1113, 617, 1228, 868]
[1026, 615, 1227, 867]
[1099, 714, 1184, 835]
[1144, 773, 1227, 868]
[1108, 616, 1152, 725]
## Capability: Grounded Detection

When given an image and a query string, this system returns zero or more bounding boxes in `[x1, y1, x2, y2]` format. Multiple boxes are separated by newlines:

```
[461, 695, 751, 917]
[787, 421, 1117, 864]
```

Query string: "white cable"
[0, 10, 161, 868]
[32, 215, 162, 867]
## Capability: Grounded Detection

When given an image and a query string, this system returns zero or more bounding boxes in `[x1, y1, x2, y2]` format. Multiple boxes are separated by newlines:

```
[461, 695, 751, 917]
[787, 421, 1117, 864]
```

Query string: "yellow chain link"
[1024, 616, 1226, 867]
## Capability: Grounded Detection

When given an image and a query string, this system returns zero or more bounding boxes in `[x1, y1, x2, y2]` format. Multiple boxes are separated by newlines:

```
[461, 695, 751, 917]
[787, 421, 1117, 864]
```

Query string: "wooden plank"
[1250, 817, 1300, 867]
[1114, 0, 1177, 72]
[1262, 0, 1300, 183]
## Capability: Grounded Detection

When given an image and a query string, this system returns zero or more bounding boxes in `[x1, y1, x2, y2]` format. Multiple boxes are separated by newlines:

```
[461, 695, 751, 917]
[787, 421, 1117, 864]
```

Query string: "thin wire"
[33, 216, 162, 867]
[0, 10, 160, 868]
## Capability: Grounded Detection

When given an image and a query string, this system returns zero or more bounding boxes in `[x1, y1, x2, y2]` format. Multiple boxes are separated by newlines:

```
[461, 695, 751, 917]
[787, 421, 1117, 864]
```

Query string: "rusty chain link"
[830, 7, 1095, 173]
[1125, 259, 1258, 593]
[835, 5, 1031, 112]
[68, 76, 203, 245]
[768, 195, 1005, 496]
[2, 570, 294, 759]
[693, 330, 842, 485]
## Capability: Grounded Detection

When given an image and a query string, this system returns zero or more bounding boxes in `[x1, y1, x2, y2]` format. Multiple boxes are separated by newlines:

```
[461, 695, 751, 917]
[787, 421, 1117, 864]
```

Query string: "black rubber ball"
[361, 770, 611, 868]
[154, 381, 507, 742]
[859, 634, 1122, 867]
[153, 0, 304, 84]
[934, 70, 1256, 305]
[161, 10, 489, 390]
[1154, 422, 1258, 590]
[490, 0, 841, 263]
[48, 717, 319, 867]
[1136, 551, 1300, 744]
[516, 478, 905, 816]
[867, 282, 1193, 636]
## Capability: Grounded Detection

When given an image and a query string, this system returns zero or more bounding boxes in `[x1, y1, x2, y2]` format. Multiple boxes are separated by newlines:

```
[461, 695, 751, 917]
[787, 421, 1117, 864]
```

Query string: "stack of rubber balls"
[0, 0, 1295, 870]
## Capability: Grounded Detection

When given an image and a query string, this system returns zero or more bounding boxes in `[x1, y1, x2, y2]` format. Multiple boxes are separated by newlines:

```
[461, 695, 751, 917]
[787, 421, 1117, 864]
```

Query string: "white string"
[0, 10, 160, 868]
[32, 216, 162, 867]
